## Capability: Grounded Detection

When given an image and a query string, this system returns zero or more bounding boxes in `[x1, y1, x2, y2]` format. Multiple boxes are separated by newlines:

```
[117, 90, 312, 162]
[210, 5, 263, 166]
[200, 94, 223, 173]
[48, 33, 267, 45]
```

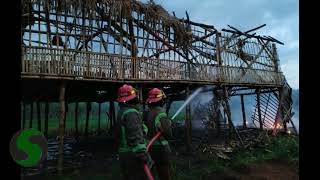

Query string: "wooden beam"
[58, 81, 66, 174]
[133, 18, 193, 64]
[178, 19, 215, 29]
[148, 31, 216, 59]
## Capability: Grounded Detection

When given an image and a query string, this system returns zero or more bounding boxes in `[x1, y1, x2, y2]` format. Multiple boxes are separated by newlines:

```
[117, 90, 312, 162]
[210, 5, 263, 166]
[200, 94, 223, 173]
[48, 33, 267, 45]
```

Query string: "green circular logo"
[9, 129, 48, 167]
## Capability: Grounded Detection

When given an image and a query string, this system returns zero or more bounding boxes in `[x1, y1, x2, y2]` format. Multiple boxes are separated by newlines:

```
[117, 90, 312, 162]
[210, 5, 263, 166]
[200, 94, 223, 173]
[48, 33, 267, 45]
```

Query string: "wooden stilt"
[44, 102, 49, 138]
[58, 81, 66, 174]
[37, 101, 41, 131]
[64, 102, 68, 131]
[85, 102, 91, 138]
[98, 102, 101, 135]
[240, 95, 247, 128]
[223, 87, 234, 138]
[22, 102, 26, 129]
[75, 102, 79, 138]
[185, 86, 192, 151]
[256, 89, 263, 130]
[29, 102, 33, 128]
[166, 99, 172, 115]
[109, 101, 115, 130]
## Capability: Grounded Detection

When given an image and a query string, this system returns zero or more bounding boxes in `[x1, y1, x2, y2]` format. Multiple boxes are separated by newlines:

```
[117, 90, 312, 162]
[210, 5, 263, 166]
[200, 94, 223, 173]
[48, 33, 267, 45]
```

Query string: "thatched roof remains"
[22, 0, 192, 49]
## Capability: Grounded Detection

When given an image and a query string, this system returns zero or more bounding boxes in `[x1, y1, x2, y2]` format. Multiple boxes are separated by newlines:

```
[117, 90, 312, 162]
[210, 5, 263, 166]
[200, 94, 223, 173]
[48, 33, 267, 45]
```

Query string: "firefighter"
[114, 84, 151, 180]
[144, 88, 173, 180]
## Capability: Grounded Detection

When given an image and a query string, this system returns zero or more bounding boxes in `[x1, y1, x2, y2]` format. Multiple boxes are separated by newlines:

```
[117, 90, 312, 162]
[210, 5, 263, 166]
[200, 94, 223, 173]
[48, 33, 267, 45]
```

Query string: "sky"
[148, 0, 299, 89]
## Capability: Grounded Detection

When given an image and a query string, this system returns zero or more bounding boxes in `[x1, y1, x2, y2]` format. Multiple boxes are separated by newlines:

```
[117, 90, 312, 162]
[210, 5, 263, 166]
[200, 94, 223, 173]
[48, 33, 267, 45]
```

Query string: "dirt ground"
[204, 160, 299, 180]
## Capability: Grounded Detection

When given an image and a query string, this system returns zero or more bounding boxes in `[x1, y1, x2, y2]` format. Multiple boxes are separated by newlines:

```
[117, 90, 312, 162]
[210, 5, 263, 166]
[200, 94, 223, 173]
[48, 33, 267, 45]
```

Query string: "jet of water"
[171, 87, 203, 120]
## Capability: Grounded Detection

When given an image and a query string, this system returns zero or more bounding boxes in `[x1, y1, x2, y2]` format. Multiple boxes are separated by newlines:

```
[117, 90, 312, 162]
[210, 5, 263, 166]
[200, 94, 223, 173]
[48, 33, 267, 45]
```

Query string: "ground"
[22, 134, 299, 180]
[205, 160, 298, 180]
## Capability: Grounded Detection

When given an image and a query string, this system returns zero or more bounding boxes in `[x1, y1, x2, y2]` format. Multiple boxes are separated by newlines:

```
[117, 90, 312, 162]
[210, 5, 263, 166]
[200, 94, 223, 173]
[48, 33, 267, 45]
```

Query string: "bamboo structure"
[20, 0, 294, 172]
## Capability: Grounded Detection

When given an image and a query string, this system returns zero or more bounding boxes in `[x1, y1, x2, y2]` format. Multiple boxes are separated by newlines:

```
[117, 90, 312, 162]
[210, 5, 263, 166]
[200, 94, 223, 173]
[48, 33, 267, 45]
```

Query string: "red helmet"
[146, 88, 166, 103]
[117, 84, 137, 103]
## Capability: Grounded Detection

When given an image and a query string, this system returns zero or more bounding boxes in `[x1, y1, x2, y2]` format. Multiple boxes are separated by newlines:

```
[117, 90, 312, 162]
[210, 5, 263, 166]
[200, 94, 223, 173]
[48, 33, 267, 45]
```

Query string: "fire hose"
[142, 87, 204, 180]
[143, 131, 162, 180]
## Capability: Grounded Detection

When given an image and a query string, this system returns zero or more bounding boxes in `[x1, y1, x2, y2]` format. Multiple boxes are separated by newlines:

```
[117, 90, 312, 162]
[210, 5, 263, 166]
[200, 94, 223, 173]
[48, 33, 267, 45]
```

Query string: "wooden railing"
[21, 46, 283, 85]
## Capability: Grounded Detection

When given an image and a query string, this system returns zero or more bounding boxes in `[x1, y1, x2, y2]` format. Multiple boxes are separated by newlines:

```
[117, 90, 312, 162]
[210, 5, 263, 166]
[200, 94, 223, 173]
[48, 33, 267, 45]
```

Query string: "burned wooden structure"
[21, 0, 294, 172]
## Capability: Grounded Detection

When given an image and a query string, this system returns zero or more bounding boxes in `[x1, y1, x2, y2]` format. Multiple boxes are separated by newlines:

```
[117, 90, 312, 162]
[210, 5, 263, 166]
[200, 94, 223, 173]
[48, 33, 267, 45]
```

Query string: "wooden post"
[256, 89, 263, 130]
[75, 102, 79, 138]
[166, 99, 172, 115]
[98, 102, 101, 135]
[44, 102, 49, 138]
[29, 102, 33, 128]
[37, 101, 41, 131]
[223, 87, 234, 138]
[22, 102, 26, 129]
[240, 95, 247, 128]
[64, 102, 68, 131]
[213, 97, 221, 137]
[85, 102, 91, 138]
[216, 32, 222, 81]
[128, 18, 138, 78]
[58, 81, 66, 174]
[283, 119, 288, 132]
[109, 101, 115, 130]
[185, 86, 192, 151]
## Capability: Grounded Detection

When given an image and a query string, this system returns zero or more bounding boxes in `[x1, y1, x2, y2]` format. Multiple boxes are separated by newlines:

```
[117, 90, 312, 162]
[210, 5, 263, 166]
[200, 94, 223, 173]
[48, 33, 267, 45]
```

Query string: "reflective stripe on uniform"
[150, 112, 169, 147]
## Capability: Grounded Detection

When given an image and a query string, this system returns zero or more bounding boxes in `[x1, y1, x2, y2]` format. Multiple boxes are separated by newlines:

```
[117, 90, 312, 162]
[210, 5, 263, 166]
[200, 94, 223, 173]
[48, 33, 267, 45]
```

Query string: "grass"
[171, 135, 299, 180]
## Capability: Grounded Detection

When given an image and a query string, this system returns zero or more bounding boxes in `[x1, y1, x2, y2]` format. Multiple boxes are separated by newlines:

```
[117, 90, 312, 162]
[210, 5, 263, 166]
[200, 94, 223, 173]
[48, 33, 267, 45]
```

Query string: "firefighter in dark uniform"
[144, 88, 173, 180]
[114, 84, 151, 180]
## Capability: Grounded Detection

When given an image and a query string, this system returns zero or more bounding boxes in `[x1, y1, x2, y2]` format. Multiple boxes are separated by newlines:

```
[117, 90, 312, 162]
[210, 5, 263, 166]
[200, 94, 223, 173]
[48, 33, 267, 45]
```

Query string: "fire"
[276, 124, 282, 129]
